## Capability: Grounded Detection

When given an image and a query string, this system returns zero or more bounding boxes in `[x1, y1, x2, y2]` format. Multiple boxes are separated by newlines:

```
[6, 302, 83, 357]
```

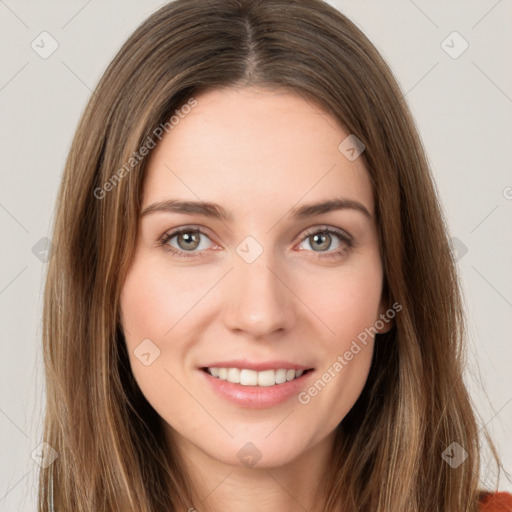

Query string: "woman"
[39, 0, 510, 510]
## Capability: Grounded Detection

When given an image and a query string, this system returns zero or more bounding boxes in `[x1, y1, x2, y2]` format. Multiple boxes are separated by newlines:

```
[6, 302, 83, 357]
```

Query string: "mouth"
[201, 367, 313, 387]
[198, 359, 315, 408]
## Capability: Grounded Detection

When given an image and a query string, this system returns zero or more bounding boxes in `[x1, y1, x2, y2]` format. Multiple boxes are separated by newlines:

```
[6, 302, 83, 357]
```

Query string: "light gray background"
[0, 1, 511, 510]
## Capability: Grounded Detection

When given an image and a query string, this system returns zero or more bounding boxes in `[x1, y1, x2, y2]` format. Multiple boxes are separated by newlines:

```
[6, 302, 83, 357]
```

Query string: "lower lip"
[200, 369, 314, 409]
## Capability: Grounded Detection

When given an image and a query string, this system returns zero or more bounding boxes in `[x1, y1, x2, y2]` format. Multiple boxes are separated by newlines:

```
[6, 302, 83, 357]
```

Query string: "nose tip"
[221, 257, 296, 338]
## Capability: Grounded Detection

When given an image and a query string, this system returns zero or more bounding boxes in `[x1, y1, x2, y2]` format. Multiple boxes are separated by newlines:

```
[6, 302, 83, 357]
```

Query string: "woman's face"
[120, 86, 388, 469]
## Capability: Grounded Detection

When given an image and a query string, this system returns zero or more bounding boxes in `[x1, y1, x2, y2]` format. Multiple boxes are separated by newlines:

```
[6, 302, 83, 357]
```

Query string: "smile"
[204, 367, 307, 386]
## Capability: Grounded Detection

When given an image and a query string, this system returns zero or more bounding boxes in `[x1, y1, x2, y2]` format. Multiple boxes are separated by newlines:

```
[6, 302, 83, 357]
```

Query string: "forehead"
[143, 86, 374, 220]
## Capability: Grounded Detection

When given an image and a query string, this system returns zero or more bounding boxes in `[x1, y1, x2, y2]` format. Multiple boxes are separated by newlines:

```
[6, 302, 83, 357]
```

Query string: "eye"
[158, 227, 217, 258]
[158, 225, 353, 260]
[296, 226, 353, 259]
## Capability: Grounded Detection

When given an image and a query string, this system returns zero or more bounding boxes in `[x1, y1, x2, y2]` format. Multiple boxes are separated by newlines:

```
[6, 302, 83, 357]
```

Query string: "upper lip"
[200, 360, 313, 372]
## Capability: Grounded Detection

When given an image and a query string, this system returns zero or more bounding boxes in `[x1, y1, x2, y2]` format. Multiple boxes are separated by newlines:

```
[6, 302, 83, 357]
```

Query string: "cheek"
[119, 253, 224, 392]
[301, 252, 384, 349]
[119, 258, 200, 424]
[119, 257, 181, 380]
[120, 255, 214, 341]
[293, 253, 382, 414]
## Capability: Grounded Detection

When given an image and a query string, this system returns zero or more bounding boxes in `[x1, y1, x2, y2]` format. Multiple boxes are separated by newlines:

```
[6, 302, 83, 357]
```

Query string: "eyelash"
[157, 225, 354, 260]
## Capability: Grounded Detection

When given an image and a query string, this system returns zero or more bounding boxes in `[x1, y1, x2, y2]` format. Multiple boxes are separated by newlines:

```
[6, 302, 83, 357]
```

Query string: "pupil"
[179, 231, 200, 250]
[312, 233, 330, 251]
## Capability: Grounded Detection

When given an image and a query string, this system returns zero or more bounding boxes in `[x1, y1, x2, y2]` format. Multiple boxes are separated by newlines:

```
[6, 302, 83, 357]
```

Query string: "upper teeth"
[208, 367, 304, 386]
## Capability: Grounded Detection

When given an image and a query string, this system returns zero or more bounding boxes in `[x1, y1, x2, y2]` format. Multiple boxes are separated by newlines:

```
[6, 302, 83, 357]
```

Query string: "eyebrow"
[140, 197, 371, 221]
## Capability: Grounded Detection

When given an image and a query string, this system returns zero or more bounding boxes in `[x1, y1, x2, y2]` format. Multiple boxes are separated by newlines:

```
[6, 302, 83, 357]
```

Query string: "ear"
[375, 296, 396, 334]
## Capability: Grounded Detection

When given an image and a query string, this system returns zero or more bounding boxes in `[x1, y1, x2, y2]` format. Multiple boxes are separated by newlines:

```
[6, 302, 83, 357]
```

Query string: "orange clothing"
[479, 491, 512, 511]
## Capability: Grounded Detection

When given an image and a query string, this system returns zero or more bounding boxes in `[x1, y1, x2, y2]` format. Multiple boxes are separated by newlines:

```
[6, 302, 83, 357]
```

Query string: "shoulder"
[478, 491, 512, 511]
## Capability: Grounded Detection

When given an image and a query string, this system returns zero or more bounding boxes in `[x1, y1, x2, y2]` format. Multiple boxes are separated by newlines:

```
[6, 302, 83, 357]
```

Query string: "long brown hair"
[39, 0, 503, 510]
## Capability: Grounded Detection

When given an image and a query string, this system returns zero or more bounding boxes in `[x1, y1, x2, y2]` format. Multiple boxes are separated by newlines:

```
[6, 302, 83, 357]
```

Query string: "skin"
[120, 86, 391, 512]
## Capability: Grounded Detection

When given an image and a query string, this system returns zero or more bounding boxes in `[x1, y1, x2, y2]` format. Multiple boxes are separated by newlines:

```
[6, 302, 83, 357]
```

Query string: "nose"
[221, 253, 297, 339]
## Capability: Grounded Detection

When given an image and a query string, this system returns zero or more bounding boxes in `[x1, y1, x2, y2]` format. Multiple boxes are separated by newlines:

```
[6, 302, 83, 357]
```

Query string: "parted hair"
[39, 0, 502, 510]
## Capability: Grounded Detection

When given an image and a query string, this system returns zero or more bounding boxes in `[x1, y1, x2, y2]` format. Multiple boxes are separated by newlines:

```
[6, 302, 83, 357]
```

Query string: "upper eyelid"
[301, 225, 352, 240]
